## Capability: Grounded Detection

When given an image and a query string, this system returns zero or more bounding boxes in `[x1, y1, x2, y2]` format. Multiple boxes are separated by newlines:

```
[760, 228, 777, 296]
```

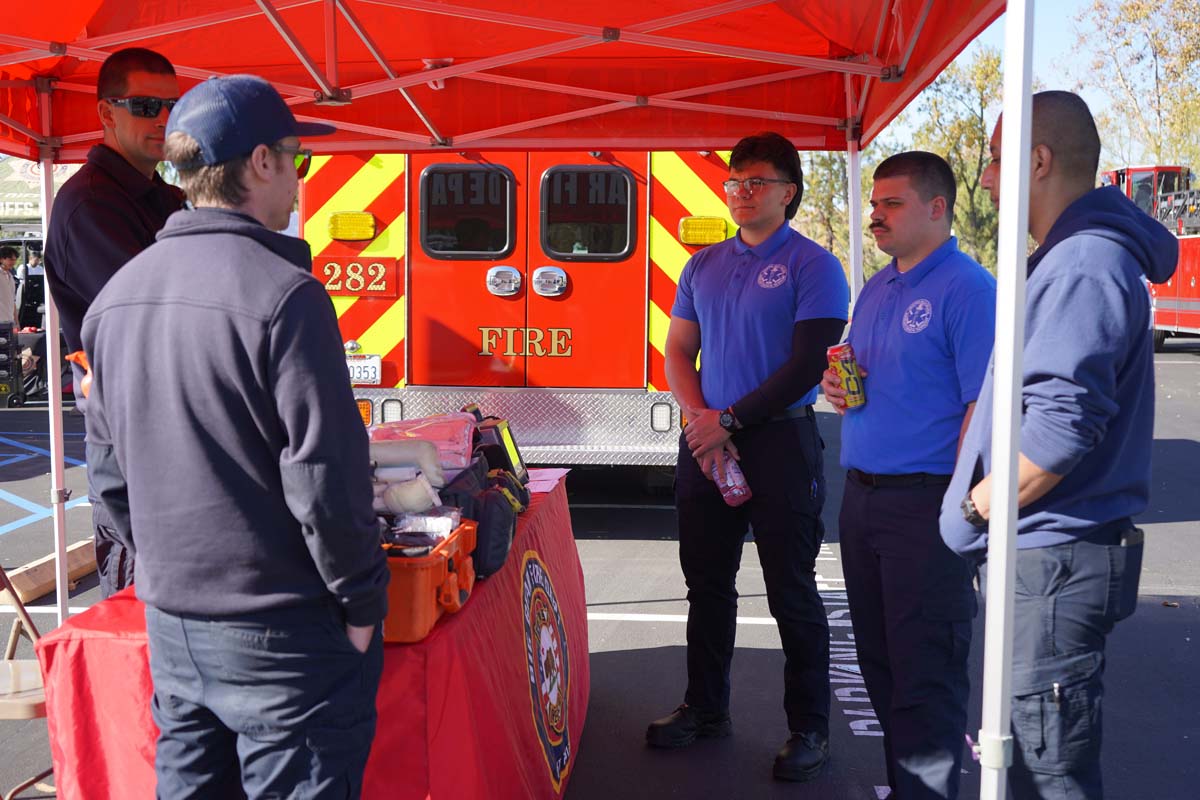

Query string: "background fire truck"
[300, 150, 742, 466]
[1101, 165, 1200, 350]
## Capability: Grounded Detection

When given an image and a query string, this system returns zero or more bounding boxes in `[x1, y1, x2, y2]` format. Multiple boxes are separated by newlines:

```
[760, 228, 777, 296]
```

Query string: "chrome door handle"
[486, 266, 522, 297]
[532, 267, 568, 297]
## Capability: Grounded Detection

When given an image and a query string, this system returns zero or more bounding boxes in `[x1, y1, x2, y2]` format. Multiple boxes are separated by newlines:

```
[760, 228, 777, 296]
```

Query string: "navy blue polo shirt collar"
[731, 220, 792, 259]
[88, 144, 163, 199]
[885, 235, 959, 287]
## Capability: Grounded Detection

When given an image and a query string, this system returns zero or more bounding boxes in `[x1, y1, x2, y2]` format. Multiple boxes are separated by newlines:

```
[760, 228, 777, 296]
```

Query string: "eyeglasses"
[271, 144, 314, 179]
[723, 177, 794, 195]
[104, 96, 179, 119]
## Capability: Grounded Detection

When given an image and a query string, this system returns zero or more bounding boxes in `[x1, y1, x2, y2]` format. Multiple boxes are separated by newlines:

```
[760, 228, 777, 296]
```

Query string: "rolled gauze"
[382, 475, 442, 514]
[374, 466, 420, 484]
[368, 440, 445, 487]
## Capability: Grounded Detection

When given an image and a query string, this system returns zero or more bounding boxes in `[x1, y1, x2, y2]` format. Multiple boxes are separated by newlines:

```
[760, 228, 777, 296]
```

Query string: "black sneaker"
[772, 731, 829, 781]
[645, 704, 732, 749]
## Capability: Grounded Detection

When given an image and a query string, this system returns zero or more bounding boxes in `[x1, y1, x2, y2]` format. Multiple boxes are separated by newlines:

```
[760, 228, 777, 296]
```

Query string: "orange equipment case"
[382, 520, 477, 643]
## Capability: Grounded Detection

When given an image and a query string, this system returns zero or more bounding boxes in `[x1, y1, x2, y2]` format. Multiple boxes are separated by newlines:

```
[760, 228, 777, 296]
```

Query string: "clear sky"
[965, 0, 1108, 119]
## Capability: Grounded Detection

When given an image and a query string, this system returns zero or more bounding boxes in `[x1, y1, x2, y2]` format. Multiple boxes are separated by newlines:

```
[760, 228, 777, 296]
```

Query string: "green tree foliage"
[909, 47, 1003, 273]
[1072, 0, 1200, 169]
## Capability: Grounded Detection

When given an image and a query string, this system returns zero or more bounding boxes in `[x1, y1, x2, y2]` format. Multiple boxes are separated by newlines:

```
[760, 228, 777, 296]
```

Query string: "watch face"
[719, 412, 734, 430]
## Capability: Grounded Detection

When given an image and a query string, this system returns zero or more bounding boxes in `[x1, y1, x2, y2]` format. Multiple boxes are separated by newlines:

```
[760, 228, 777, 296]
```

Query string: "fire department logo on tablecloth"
[757, 263, 788, 289]
[521, 551, 571, 790]
[902, 299, 933, 333]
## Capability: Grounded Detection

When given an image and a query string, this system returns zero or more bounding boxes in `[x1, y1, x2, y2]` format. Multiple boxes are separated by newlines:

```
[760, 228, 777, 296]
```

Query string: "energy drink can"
[827, 342, 866, 408]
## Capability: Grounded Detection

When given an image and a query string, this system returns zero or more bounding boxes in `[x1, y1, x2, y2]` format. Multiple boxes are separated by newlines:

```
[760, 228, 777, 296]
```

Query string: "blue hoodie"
[940, 186, 1179, 560]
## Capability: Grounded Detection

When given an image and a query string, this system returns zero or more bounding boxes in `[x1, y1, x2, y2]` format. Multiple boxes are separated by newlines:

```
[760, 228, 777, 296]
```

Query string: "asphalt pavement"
[0, 340, 1196, 799]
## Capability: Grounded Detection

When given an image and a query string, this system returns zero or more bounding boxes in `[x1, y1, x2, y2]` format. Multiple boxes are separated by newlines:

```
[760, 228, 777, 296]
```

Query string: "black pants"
[90, 461, 134, 599]
[675, 415, 830, 735]
[839, 475, 976, 799]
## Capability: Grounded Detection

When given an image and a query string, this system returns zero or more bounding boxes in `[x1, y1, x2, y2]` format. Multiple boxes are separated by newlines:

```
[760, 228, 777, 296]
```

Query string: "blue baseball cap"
[166, 74, 335, 167]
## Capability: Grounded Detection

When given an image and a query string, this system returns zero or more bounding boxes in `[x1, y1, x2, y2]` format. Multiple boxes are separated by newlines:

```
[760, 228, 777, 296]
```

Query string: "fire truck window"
[1158, 171, 1178, 196]
[540, 167, 636, 262]
[1130, 170, 1155, 214]
[419, 166, 515, 260]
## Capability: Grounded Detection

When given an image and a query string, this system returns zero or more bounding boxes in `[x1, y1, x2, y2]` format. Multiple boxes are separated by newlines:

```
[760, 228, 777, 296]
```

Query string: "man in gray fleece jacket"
[81, 75, 389, 798]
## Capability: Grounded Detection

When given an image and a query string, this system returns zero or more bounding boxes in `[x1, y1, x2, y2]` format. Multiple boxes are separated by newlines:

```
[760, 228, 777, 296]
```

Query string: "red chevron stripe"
[649, 348, 668, 392]
[677, 150, 733, 190]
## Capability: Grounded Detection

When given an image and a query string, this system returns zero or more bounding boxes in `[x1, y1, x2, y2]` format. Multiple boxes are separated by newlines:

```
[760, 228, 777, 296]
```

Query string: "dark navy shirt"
[672, 222, 849, 410]
[841, 236, 996, 474]
[44, 144, 184, 352]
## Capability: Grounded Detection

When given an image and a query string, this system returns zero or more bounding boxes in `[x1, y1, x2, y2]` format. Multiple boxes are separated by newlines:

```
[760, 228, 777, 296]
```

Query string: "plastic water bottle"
[711, 458, 752, 507]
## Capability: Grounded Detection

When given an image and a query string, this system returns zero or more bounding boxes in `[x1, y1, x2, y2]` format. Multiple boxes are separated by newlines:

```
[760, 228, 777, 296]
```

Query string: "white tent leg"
[846, 137, 864, 307]
[978, 2, 1035, 799]
[36, 78, 70, 627]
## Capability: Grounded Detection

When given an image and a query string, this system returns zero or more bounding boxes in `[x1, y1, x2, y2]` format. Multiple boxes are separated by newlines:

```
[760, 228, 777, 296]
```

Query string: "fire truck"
[300, 150, 742, 466]
[1101, 165, 1200, 350]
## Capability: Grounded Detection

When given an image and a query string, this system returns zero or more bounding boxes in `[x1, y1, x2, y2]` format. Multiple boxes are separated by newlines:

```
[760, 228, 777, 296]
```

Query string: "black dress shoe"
[645, 704, 732, 749]
[773, 731, 829, 781]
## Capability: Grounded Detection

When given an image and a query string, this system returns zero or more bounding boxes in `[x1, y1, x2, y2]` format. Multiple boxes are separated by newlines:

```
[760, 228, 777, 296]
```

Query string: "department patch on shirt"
[902, 299, 933, 333]
[757, 263, 789, 289]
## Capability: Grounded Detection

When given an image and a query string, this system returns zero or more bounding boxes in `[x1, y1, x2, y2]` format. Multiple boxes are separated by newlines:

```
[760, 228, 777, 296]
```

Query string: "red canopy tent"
[1, 4, 1045, 799]
[2, 0, 1001, 159]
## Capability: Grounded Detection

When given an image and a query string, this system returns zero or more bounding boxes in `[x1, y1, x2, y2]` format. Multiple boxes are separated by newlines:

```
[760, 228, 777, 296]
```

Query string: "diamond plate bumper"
[354, 387, 681, 465]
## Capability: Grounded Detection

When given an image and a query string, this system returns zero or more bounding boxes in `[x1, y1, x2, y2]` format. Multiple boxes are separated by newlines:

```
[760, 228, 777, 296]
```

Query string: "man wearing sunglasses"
[80, 74, 388, 798]
[44, 47, 185, 599]
[648, 132, 849, 782]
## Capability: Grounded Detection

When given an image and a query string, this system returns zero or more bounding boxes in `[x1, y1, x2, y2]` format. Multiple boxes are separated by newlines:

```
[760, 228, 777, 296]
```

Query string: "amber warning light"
[678, 216, 728, 246]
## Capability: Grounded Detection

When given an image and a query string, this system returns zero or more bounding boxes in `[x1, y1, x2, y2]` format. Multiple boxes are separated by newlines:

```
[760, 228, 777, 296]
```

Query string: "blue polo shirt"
[672, 222, 849, 411]
[841, 236, 996, 474]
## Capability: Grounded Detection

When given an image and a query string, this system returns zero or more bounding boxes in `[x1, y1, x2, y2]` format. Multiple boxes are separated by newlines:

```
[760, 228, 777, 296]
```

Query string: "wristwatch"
[960, 491, 987, 527]
[718, 407, 740, 432]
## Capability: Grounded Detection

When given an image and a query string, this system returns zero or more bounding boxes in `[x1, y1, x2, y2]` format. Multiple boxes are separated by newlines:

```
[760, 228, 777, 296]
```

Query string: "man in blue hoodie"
[82, 76, 389, 798]
[940, 91, 1179, 799]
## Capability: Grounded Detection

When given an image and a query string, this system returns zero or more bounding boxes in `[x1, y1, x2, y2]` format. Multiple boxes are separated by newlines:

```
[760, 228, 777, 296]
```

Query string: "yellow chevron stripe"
[648, 299, 671, 359]
[716, 150, 731, 165]
[356, 301, 406, 375]
[651, 151, 734, 222]
[331, 296, 357, 318]
[307, 154, 333, 180]
[305, 155, 407, 257]
[648, 216, 691, 284]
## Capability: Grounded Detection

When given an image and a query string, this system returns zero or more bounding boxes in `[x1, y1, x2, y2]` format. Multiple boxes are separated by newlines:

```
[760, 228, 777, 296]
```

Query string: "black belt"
[848, 469, 951, 488]
[769, 404, 815, 423]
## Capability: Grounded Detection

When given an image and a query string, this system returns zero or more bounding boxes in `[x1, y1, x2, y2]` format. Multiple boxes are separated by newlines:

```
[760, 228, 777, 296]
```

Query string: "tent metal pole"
[36, 78, 70, 628]
[847, 137, 864, 307]
[979, 1, 1036, 798]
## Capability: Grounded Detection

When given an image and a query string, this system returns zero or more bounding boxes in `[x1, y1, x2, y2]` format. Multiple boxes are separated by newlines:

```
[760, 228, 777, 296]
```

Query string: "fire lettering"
[477, 327, 574, 357]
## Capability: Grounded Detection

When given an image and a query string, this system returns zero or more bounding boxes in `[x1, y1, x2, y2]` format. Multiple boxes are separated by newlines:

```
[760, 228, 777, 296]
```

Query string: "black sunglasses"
[271, 143, 314, 178]
[105, 96, 179, 119]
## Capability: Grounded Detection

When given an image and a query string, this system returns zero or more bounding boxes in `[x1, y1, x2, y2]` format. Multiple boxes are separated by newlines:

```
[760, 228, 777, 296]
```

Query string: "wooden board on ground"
[0, 540, 97, 604]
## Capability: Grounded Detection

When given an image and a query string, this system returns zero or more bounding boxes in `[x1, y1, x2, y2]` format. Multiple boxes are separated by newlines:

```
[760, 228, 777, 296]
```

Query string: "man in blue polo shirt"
[822, 151, 996, 799]
[646, 131, 849, 783]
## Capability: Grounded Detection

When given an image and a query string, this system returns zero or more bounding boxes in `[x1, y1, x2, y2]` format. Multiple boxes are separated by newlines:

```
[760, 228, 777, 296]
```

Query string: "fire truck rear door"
[526, 152, 648, 388]
[409, 154, 528, 386]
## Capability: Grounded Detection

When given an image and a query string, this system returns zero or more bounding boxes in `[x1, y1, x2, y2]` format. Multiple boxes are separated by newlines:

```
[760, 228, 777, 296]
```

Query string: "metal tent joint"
[602, 27, 620, 42]
[881, 65, 904, 83]
[314, 87, 352, 106]
[48, 41, 68, 57]
[50, 488, 72, 506]
[975, 731, 1012, 770]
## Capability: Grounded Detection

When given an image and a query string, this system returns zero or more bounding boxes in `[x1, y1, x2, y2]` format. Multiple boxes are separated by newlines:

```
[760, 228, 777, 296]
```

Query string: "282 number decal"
[316, 257, 398, 297]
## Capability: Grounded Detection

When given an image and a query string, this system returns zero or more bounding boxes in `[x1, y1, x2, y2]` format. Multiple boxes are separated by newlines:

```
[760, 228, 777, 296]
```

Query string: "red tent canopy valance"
[0, 0, 1002, 159]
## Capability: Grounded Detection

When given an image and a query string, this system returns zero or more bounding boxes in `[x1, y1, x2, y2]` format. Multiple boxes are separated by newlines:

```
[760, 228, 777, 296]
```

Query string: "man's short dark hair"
[1031, 91, 1101, 184]
[874, 151, 957, 218]
[165, 131, 251, 207]
[97, 48, 175, 100]
[0, 247, 17, 260]
[729, 132, 805, 220]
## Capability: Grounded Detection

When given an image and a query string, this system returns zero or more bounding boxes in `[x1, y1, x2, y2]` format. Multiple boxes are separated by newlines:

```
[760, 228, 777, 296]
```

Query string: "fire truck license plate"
[346, 355, 382, 386]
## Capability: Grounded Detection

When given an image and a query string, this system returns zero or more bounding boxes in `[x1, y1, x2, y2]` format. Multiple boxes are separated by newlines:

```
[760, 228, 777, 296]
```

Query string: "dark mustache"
[869, 224, 888, 231]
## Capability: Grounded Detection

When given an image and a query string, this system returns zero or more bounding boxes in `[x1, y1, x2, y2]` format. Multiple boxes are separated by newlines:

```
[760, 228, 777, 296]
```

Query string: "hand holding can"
[826, 343, 866, 409]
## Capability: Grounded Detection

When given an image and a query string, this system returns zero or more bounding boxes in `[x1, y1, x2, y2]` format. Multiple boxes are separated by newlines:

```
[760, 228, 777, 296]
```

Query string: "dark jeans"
[146, 602, 384, 799]
[839, 475, 975, 799]
[675, 415, 830, 735]
[980, 531, 1143, 800]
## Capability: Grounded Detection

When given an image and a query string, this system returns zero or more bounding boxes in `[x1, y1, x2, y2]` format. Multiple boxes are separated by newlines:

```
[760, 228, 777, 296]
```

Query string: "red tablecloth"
[36, 476, 588, 799]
